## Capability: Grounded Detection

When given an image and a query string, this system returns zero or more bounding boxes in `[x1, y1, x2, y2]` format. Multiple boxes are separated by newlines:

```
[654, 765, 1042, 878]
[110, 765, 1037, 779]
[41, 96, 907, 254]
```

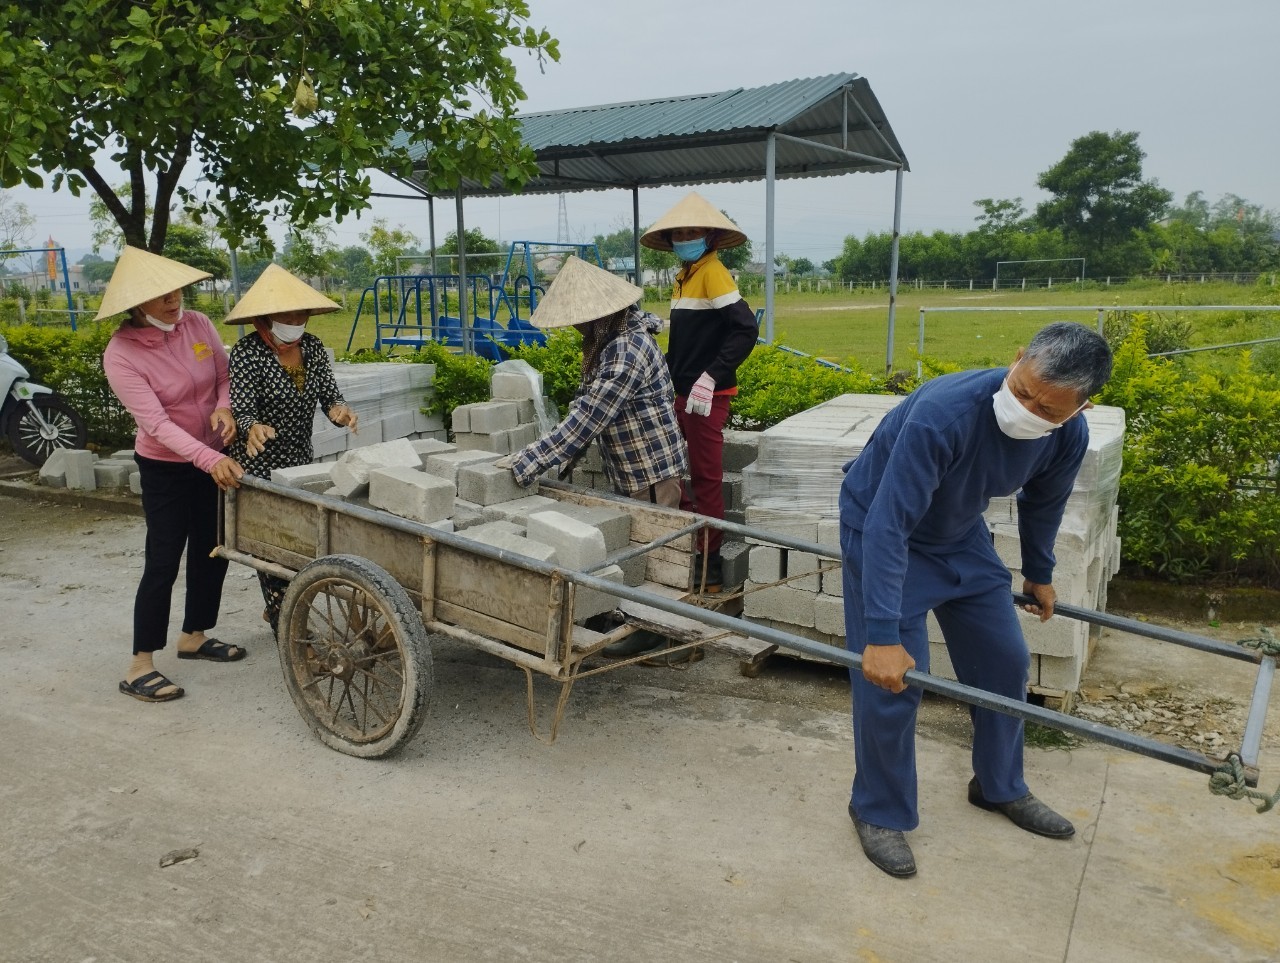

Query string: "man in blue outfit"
[840, 322, 1113, 878]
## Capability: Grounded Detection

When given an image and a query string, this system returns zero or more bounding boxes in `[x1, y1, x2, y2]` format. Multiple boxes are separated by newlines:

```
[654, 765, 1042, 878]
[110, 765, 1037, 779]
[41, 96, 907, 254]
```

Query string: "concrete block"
[92, 459, 134, 488]
[743, 583, 814, 627]
[526, 511, 607, 571]
[749, 546, 783, 583]
[572, 563, 624, 621]
[380, 409, 417, 441]
[721, 472, 743, 512]
[423, 449, 497, 484]
[64, 450, 97, 490]
[544, 504, 631, 553]
[516, 398, 539, 424]
[491, 369, 542, 401]
[344, 419, 385, 449]
[38, 448, 71, 488]
[461, 526, 558, 565]
[271, 463, 334, 492]
[821, 568, 845, 597]
[720, 540, 749, 588]
[469, 401, 520, 434]
[577, 443, 604, 474]
[816, 519, 841, 556]
[454, 430, 510, 454]
[410, 438, 456, 465]
[451, 506, 486, 530]
[505, 422, 539, 451]
[405, 363, 436, 389]
[129, 472, 143, 495]
[312, 427, 349, 458]
[1038, 654, 1084, 693]
[745, 506, 819, 546]
[449, 403, 475, 434]
[329, 438, 420, 497]
[368, 467, 455, 523]
[425, 518, 454, 534]
[814, 594, 846, 637]
[721, 429, 760, 472]
[412, 410, 445, 434]
[480, 495, 560, 524]
[110, 449, 136, 460]
[787, 550, 822, 591]
[618, 554, 647, 586]
[1019, 610, 1089, 659]
[461, 520, 527, 542]
[457, 462, 532, 506]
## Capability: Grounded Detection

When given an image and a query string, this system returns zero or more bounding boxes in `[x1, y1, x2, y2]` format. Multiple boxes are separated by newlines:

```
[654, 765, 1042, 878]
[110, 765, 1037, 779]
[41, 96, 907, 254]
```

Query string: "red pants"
[675, 393, 731, 556]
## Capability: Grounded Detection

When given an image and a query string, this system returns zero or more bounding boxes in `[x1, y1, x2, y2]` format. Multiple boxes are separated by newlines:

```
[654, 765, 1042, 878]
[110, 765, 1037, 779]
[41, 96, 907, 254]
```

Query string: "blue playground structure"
[346, 241, 604, 359]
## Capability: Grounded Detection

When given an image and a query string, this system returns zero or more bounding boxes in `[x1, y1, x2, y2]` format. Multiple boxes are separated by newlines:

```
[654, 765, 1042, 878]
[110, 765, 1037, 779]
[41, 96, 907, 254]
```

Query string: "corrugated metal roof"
[391, 73, 907, 197]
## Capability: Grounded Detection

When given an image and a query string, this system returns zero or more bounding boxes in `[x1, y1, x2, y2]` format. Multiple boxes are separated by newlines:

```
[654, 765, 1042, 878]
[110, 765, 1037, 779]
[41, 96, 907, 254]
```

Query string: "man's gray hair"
[1023, 322, 1113, 399]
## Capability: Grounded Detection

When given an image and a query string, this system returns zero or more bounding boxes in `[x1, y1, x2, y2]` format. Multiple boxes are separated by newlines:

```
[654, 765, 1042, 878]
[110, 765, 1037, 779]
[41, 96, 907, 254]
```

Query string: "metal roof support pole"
[428, 195, 437, 276]
[632, 185, 641, 287]
[885, 167, 903, 373]
[764, 131, 777, 343]
[455, 186, 471, 355]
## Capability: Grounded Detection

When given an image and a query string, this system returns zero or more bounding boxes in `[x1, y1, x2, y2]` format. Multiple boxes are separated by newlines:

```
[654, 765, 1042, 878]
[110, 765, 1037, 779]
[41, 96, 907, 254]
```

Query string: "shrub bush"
[1100, 323, 1280, 585]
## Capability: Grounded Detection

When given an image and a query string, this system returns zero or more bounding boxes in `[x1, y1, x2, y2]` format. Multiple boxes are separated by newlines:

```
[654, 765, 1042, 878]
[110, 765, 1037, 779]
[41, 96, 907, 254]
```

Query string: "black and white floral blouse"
[228, 331, 347, 478]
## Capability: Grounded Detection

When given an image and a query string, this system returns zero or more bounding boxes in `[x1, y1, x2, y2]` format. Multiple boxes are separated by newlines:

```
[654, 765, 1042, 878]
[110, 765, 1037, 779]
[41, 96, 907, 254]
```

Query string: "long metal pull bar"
[222, 479, 1254, 785]
[1011, 592, 1263, 664]
[1240, 657, 1276, 770]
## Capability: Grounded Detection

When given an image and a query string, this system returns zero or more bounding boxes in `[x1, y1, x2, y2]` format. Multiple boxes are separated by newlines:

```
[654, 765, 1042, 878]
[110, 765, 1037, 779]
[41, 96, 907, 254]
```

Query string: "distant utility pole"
[556, 194, 570, 244]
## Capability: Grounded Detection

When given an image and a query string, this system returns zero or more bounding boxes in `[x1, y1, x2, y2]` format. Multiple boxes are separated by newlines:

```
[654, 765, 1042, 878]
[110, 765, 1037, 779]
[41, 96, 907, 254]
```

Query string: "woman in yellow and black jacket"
[642, 192, 757, 592]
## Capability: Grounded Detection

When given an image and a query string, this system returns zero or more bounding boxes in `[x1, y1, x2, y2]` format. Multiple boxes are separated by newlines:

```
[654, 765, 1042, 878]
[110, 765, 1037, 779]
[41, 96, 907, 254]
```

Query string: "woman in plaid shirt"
[507, 256, 687, 505]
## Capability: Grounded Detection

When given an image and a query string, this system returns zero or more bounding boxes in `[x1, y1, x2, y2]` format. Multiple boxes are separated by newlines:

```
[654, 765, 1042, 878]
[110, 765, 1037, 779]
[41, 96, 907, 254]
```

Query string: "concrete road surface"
[1, 490, 1277, 962]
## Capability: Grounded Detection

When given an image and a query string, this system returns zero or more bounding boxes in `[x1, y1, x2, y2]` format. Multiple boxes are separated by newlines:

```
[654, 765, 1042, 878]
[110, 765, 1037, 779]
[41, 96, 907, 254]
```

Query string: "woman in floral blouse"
[226, 264, 358, 634]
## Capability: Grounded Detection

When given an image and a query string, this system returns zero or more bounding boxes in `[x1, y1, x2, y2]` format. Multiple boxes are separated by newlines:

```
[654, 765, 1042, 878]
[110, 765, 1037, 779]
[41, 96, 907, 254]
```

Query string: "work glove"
[685, 372, 715, 417]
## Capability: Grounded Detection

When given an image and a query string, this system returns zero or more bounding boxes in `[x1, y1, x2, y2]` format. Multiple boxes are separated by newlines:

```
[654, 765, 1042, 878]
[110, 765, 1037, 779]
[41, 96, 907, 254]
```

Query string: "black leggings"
[132, 455, 228, 654]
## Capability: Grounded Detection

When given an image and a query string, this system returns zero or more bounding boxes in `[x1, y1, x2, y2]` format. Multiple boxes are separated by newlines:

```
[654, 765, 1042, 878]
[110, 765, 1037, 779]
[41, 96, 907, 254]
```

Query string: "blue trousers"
[841, 521, 1030, 831]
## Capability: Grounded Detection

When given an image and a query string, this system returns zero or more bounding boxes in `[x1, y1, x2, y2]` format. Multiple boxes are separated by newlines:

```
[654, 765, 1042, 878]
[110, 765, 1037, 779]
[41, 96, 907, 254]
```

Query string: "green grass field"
[215, 279, 1280, 375]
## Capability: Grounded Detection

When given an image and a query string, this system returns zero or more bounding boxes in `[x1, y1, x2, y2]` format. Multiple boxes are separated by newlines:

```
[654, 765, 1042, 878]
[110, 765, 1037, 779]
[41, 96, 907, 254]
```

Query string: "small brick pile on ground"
[36, 448, 142, 493]
[738, 393, 1126, 699]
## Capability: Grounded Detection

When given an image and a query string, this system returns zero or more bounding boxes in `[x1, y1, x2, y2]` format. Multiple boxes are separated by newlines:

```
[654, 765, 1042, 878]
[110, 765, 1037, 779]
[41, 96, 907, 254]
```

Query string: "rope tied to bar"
[1237, 626, 1280, 657]
[1208, 754, 1280, 814]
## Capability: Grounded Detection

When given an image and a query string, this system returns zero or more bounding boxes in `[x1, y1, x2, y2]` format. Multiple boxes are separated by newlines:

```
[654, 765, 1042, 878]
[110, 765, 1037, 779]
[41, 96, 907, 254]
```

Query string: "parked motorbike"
[0, 330, 88, 466]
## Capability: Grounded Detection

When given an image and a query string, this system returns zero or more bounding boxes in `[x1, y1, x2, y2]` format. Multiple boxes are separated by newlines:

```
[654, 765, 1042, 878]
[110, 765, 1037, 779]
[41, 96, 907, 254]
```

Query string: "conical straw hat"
[224, 263, 340, 324]
[529, 256, 642, 329]
[94, 246, 213, 320]
[640, 191, 747, 251]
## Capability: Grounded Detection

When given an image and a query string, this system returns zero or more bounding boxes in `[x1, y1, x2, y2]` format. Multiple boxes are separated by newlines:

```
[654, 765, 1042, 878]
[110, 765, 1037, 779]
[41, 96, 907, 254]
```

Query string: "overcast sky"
[9, 0, 1279, 264]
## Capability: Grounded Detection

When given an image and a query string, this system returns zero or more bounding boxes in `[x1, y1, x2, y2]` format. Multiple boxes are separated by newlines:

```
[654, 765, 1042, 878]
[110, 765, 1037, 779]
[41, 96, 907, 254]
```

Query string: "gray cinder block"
[468, 401, 520, 434]
[38, 448, 71, 488]
[462, 526, 559, 565]
[618, 554, 647, 586]
[422, 449, 498, 484]
[748, 546, 782, 583]
[821, 568, 844, 597]
[526, 511, 607, 571]
[743, 583, 815, 627]
[721, 429, 760, 472]
[410, 438, 456, 465]
[745, 506, 819, 546]
[92, 459, 134, 489]
[368, 466, 455, 523]
[480, 494, 559, 524]
[572, 563, 623, 621]
[271, 463, 335, 492]
[328, 438, 420, 497]
[449, 403, 475, 434]
[814, 594, 846, 637]
[720, 540, 749, 588]
[457, 462, 532, 506]
[63, 450, 98, 491]
[454, 431, 510, 455]
[787, 551, 822, 591]
[129, 472, 143, 495]
[542, 503, 631, 553]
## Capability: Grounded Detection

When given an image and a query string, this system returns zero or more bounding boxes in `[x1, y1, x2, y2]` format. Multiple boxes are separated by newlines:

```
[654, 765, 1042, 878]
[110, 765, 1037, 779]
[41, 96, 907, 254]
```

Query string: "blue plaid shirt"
[512, 309, 688, 492]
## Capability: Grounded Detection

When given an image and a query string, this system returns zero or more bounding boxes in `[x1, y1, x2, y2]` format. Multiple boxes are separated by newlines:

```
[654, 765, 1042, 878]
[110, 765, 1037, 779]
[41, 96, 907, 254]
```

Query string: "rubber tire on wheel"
[278, 554, 432, 758]
[6, 393, 88, 466]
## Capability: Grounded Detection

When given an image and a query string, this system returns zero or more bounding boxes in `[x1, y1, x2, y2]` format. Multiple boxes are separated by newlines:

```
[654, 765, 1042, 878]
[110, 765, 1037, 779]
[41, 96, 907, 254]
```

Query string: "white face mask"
[992, 362, 1084, 440]
[271, 322, 306, 343]
[144, 313, 176, 332]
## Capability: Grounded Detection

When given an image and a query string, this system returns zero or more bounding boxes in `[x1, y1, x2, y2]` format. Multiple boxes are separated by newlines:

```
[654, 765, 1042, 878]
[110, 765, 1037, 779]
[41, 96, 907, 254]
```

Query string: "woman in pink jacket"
[100, 247, 247, 703]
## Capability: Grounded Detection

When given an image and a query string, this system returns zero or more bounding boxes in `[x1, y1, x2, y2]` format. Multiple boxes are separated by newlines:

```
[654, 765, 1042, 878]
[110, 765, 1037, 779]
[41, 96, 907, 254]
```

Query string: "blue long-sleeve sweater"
[839, 368, 1089, 645]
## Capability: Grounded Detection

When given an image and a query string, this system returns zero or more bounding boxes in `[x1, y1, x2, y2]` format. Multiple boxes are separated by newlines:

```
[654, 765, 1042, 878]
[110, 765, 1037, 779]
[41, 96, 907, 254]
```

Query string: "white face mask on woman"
[992, 362, 1085, 440]
[271, 321, 306, 344]
[144, 313, 176, 332]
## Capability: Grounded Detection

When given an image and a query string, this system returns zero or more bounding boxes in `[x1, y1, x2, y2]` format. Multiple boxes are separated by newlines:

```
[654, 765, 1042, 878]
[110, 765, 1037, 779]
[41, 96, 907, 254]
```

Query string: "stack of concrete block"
[737, 393, 1126, 697]
[312, 361, 444, 460]
[257, 437, 633, 624]
[447, 359, 553, 457]
[38, 448, 141, 494]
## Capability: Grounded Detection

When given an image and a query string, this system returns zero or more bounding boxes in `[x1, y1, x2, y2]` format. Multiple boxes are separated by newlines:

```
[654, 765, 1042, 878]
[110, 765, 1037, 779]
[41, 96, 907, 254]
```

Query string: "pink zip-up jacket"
[103, 310, 231, 473]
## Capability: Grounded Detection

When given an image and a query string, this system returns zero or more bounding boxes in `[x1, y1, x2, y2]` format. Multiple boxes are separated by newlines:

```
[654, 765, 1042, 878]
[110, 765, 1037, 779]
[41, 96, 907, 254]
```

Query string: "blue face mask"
[672, 237, 709, 262]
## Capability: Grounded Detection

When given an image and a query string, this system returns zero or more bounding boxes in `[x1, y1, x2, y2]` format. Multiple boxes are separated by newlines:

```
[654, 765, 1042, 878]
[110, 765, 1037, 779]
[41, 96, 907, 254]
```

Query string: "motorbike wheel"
[6, 393, 89, 466]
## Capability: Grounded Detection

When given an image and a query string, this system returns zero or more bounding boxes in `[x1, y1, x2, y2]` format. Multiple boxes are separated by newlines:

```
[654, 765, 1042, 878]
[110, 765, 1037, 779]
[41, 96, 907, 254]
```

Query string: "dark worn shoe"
[849, 806, 916, 878]
[692, 553, 723, 594]
[602, 629, 667, 659]
[967, 778, 1075, 839]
